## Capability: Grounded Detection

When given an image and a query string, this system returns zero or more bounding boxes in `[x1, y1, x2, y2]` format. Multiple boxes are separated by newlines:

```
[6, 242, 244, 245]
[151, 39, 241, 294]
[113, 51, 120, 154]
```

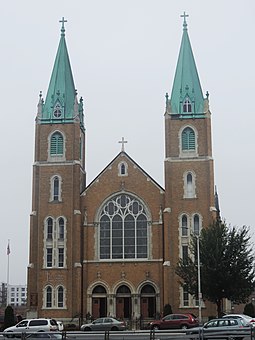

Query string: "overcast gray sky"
[0, 0, 254, 285]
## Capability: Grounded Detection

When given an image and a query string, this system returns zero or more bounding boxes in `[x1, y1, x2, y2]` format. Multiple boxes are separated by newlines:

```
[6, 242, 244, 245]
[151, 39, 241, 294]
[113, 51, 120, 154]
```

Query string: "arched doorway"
[92, 285, 107, 318]
[140, 284, 156, 318]
[116, 285, 131, 319]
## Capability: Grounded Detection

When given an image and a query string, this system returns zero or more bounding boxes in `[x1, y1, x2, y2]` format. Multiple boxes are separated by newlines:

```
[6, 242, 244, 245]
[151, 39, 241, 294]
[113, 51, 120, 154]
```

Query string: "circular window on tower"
[53, 103, 62, 118]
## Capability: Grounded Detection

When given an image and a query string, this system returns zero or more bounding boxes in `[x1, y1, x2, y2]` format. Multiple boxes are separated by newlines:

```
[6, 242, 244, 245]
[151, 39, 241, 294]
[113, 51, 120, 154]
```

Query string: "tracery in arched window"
[99, 194, 148, 259]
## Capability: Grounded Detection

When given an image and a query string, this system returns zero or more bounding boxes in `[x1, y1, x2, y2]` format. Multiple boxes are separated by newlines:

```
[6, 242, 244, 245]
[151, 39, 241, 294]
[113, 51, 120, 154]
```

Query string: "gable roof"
[82, 151, 164, 194]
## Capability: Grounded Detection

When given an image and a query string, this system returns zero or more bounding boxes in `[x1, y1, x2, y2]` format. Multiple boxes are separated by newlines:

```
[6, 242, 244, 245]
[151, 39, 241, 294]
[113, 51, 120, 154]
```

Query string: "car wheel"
[5, 333, 14, 338]
[181, 324, 188, 329]
[83, 327, 91, 331]
[111, 327, 118, 331]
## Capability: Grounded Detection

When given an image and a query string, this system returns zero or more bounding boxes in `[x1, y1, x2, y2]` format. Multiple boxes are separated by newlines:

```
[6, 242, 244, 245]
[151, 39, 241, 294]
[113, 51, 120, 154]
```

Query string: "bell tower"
[163, 13, 216, 311]
[27, 18, 86, 318]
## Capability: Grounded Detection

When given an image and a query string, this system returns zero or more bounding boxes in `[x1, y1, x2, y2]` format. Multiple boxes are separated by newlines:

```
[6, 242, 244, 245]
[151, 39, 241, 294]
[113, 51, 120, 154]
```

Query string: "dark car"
[149, 313, 199, 330]
[186, 317, 251, 339]
[80, 317, 126, 331]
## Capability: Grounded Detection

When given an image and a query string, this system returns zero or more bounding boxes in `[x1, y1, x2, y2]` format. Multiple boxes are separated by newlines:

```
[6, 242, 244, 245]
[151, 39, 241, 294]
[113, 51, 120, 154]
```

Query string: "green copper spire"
[40, 18, 83, 125]
[169, 13, 205, 117]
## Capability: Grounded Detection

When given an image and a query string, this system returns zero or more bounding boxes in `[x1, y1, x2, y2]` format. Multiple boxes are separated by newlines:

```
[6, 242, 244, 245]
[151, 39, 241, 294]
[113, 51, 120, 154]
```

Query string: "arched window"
[58, 218, 65, 239]
[57, 286, 64, 308]
[187, 173, 193, 193]
[47, 218, 53, 239]
[183, 98, 192, 113]
[121, 163, 126, 175]
[44, 285, 66, 308]
[50, 132, 64, 156]
[99, 194, 149, 259]
[193, 214, 200, 235]
[92, 285, 107, 294]
[181, 215, 188, 236]
[182, 127, 195, 151]
[141, 284, 155, 294]
[184, 171, 196, 198]
[50, 175, 62, 202]
[116, 285, 131, 294]
[46, 286, 52, 308]
[53, 177, 60, 200]
[44, 216, 67, 269]
[118, 162, 128, 176]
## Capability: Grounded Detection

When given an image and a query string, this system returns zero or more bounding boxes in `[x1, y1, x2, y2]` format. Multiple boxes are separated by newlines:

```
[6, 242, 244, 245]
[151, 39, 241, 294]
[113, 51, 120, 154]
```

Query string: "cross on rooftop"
[59, 17, 67, 35]
[118, 137, 128, 152]
[180, 11, 189, 28]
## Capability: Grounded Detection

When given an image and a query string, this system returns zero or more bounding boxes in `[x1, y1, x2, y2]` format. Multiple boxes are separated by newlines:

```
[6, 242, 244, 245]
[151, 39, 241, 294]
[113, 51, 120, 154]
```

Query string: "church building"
[27, 14, 218, 322]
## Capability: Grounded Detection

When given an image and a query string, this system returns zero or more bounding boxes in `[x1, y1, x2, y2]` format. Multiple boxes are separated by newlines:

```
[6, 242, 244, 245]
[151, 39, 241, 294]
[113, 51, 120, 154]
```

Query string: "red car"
[149, 313, 199, 330]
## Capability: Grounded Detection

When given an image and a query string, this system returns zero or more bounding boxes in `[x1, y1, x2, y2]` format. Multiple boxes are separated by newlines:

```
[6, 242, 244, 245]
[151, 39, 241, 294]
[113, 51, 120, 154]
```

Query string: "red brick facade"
[27, 22, 218, 324]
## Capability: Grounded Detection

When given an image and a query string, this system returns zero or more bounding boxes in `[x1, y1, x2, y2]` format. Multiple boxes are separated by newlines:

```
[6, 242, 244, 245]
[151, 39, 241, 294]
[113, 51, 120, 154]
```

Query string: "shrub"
[244, 302, 255, 317]
[4, 306, 15, 329]
[163, 304, 172, 316]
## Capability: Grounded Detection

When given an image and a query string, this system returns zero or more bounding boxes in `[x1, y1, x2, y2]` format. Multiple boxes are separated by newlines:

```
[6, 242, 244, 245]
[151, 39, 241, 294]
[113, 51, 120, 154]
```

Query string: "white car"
[56, 321, 64, 331]
[223, 314, 255, 327]
[4, 319, 58, 336]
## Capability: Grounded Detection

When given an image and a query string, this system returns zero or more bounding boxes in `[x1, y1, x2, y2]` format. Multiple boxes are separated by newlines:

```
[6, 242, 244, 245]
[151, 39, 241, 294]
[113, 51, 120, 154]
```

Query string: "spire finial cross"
[118, 137, 128, 152]
[180, 12, 189, 29]
[59, 17, 67, 35]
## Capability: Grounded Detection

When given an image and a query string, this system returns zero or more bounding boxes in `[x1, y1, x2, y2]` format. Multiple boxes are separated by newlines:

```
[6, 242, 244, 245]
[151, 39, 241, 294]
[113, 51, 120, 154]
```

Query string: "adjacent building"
[27, 15, 218, 322]
[0, 283, 27, 307]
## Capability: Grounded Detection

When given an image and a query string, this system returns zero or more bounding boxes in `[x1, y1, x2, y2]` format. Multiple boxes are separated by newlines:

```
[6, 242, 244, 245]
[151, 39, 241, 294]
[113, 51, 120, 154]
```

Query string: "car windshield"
[205, 320, 218, 328]
[93, 318, 103, 324]
[17, 321, 28, 327]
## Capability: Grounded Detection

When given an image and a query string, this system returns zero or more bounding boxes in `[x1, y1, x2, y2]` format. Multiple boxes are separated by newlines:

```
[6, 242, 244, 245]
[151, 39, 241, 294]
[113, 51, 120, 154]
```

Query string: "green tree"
[175, 221, 255, 317]
[4, 305, 15, 329]
[243, 302, 255, 317]
[163, 304, 172, 316]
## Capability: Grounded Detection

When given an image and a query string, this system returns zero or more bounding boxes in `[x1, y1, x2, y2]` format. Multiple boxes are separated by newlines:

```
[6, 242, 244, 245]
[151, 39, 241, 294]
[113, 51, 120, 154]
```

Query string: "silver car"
[186, 318, 251, 339]
[81, 317, 126, 331]
[223, 314, 255, 327]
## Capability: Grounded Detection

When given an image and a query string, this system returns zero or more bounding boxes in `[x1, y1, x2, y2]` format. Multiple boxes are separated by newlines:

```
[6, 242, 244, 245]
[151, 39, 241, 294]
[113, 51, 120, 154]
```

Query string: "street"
[0, 330, 254, 340]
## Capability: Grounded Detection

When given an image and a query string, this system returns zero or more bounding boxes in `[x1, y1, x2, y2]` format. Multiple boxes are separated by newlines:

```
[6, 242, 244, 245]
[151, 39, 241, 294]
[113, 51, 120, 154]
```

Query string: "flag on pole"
[7, 243, 10, 255]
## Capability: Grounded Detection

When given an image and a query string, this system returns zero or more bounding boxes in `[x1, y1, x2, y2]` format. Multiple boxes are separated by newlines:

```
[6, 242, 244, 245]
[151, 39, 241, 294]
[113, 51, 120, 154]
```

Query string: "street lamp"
[196, 234, 202, 324]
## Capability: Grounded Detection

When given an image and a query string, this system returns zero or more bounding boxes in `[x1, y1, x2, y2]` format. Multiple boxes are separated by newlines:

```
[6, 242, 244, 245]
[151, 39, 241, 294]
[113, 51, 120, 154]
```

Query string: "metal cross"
[59, 17, 67, 34]
[180, 12, 189, 28]
[118, 137, 128, 152]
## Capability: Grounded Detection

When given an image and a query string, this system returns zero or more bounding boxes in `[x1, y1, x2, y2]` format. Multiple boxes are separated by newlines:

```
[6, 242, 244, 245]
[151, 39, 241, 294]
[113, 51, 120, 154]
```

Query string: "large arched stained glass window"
[99, 194, 148, 260]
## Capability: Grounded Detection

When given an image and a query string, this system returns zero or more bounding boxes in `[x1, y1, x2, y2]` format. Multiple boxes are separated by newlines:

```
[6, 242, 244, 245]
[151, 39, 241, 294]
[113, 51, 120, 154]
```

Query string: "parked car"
[223, 314, 255, 327]
[186, 317, 251, 339]
[4, 319, 58, 337]
[56, 322, 64, 331]
[148, 313, 199, 330]
[81, 317, 126, 331]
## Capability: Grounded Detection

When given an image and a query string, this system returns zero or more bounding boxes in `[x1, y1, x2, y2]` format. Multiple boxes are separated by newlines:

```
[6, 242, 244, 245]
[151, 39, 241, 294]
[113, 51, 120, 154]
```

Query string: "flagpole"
[6, 240, 10, 306]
